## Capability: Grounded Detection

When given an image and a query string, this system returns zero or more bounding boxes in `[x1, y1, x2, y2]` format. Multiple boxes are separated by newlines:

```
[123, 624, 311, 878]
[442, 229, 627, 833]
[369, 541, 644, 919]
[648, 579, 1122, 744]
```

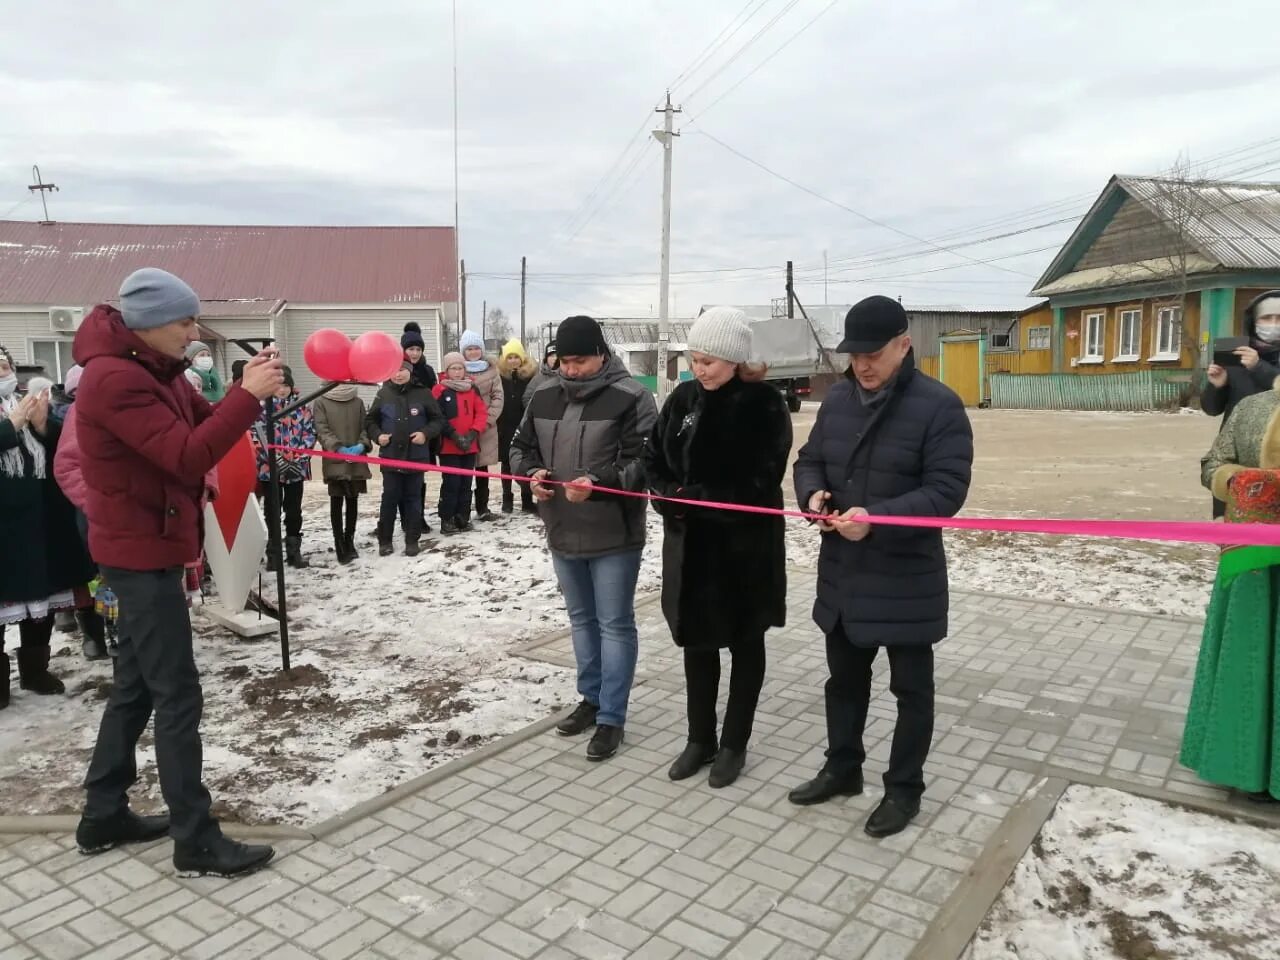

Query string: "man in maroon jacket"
[73, 267, 284, 878]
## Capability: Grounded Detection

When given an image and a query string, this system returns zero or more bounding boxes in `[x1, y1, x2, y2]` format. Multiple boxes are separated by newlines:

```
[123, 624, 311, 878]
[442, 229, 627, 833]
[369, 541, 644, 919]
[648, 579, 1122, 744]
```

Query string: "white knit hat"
[1254, 296, 1280, 319]
[688, 306, 752, 364]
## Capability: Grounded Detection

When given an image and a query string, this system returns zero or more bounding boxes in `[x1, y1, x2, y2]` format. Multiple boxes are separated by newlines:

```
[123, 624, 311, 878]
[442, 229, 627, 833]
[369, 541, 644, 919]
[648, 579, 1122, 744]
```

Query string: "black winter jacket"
[365, 381, 446, 472]
[793, 352, 973, 646]
[645, 377, 791, 650]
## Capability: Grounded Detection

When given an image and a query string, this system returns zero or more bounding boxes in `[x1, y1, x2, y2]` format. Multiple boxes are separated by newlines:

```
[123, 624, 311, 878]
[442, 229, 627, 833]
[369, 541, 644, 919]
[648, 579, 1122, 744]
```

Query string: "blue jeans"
[551, 549, 643, 728]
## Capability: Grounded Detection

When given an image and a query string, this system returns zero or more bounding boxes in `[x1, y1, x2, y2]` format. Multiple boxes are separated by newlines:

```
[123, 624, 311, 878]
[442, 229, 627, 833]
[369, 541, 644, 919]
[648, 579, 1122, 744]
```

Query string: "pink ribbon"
[274, 446, 1280, 548]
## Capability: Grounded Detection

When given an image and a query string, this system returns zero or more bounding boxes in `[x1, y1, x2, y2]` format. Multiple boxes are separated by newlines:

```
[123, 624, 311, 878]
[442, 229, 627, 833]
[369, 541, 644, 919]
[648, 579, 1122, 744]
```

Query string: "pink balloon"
[349, 331, 405, 384]
[304, 328, 353, 382]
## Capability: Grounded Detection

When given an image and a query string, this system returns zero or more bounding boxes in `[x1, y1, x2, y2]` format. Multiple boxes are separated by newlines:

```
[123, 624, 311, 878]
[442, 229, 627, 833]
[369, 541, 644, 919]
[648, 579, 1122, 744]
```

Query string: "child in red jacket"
[432, 352, 488, 535]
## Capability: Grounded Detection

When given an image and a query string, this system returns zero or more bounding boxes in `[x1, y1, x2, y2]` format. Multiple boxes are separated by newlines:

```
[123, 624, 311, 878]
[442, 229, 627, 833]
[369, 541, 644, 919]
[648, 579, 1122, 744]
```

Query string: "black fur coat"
[644, 376, 792, 649]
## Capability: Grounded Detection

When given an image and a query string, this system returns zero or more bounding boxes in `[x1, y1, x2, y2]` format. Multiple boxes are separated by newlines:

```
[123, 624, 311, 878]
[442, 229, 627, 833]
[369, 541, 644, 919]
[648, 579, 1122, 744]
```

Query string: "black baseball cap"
[837, 296, 909, 353]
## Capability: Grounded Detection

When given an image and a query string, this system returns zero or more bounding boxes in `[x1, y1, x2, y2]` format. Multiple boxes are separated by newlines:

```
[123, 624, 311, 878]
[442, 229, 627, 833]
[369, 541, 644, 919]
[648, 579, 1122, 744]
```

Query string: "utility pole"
[520, 256, 527, 341]
[28, 165, 58, 223]
[459, 259, 467, 339]
[481, 299, 487, 340]
[653, 92, 681, 405]
[786, 260, 795, 318]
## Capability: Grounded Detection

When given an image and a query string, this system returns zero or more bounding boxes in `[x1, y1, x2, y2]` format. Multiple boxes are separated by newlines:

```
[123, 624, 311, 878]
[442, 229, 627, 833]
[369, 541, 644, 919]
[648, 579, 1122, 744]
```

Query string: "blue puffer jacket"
[793, 352, 973, 646]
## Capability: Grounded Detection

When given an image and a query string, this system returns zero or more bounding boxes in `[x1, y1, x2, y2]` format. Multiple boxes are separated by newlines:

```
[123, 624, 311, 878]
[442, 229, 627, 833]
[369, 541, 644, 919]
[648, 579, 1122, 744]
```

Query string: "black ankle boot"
[668, 741, 717, 781]
[285, 536, 310, 569]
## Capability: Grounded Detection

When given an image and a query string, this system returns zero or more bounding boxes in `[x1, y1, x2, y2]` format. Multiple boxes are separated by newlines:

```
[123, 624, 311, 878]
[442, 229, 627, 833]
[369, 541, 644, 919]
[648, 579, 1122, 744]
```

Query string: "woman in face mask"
[1203, 291, 1280, 518]
[185, 341, 225, 403]
[0, 347, 96, 708]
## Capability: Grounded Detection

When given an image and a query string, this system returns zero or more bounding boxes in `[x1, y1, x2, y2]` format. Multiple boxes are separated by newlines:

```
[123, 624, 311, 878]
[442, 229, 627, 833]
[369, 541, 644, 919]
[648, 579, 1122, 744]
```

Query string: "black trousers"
[824, 632, 934, 803]
[330, 495, 358, 542]
[501, 458, 535, 510]
[378, 472, 423, 541]
[474, 471, 490, 512]
[83, 566, 218, 845]
[684, 635, 767, 751]
[439, 454, 476, 520]
[282, 481, 303, 539]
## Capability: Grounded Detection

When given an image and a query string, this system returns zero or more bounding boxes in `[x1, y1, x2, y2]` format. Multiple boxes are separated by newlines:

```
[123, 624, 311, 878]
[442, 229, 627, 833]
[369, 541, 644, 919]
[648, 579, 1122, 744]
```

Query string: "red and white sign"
[203, 433, 268, 621]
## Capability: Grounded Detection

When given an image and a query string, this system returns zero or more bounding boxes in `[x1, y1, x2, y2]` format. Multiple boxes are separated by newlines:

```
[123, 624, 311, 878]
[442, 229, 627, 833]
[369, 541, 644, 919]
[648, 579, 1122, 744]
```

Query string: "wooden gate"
[940, 334, 982, 406]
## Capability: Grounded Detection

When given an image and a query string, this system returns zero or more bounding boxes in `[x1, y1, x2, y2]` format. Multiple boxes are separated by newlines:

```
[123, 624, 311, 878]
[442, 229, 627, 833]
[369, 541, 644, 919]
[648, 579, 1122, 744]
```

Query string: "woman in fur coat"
[643, 307, 792, 788]
[1186, 376, 1280, 802]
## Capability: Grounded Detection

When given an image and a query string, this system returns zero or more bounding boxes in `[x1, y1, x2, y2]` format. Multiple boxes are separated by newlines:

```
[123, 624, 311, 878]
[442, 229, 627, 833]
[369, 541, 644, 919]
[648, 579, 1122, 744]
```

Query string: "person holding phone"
[73, 268, 284, 878]
[1204, 291, 1280, 517]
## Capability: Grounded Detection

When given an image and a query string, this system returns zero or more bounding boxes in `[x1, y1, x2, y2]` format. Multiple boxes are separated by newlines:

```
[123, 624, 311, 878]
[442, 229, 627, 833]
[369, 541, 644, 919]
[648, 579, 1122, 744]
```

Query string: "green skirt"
[1179, 559, 1280, 798]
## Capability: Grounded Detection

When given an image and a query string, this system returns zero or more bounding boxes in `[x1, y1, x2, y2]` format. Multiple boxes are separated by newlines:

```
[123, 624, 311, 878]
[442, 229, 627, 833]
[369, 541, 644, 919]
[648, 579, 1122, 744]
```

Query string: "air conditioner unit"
[48, 307, 85, 333]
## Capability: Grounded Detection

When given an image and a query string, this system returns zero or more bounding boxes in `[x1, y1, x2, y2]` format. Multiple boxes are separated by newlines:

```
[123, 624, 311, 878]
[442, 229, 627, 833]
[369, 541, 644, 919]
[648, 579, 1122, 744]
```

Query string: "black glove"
[456, 433, 474, 453]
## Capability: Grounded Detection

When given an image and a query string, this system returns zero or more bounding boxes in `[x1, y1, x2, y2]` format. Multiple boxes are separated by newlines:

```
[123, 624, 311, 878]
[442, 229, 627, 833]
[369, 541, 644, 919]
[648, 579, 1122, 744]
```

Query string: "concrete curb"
[0, 814, 312, 840]
[909, 772, 1280, 960]
[309, 712, 567, 841]
[909, 776, 1068, 960]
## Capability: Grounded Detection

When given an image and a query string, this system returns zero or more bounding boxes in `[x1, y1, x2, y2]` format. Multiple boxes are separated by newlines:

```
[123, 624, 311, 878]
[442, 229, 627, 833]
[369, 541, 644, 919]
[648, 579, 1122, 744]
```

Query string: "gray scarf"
[443, 378, 473, 392]
[855, 372, 898, 409]
[326, 383, 359, 402]
[0, 393, 47, 480]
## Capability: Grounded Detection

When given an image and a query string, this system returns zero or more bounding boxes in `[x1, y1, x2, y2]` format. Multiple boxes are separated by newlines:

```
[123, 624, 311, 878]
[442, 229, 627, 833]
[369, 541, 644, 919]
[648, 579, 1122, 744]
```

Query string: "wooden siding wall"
[1062, 298, 1199, 373]
[1074, 197, 1191, 272]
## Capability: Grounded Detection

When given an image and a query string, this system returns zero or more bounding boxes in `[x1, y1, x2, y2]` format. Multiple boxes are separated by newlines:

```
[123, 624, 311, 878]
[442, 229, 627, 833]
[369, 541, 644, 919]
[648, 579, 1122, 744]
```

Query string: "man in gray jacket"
[511, 316, 657, 760]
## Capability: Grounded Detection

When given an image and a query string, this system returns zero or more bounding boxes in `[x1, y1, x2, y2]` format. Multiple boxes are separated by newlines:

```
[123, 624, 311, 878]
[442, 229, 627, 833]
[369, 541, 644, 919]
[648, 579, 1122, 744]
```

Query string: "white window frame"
[1151, 306, 1183, 362]
[1026, 325, 1051, 351]
[1080, 311, 1105, 363]
[1114, 308, 1141, 362]
[27, 337, 76, 382]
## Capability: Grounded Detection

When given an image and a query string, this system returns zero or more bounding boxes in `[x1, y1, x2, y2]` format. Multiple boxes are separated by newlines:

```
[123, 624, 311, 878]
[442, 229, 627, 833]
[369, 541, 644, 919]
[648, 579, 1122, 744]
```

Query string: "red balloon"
[349, 331, 405, 384]
[304, 328, 353, 382]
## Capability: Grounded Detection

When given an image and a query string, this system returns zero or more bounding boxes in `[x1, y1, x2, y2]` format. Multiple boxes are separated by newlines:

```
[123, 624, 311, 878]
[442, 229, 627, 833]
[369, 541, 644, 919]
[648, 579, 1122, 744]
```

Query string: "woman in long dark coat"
[0, 347, 95, 708]
[644, 307, 792, 788]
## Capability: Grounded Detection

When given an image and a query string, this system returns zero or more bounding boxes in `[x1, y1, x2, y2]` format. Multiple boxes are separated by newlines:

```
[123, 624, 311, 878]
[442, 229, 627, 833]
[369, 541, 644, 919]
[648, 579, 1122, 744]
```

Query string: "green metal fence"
[989, 369, 1197, 411]
[633, 372, 694, 393]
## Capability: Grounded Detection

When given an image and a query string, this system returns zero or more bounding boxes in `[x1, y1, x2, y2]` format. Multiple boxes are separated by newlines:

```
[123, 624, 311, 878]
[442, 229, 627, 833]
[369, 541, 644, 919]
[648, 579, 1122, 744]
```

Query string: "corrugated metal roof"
[1117, 175, 1280, 270]
[1032, 175, 1280, 295]
[0, 221, 457, 306]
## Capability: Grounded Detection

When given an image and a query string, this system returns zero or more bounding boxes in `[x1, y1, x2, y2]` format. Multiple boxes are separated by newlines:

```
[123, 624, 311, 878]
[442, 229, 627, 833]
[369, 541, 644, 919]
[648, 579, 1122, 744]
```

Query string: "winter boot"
[404, 538, 421, 557]
[455, 514, 473, 533]
[475, 484, 497, 522]
[16, 619, 65, 695]
[265, 540, 283, 573]
[440, 517, 459, 536]
[77, 609, 109, 661]
[344, 534, 359, 560]
[332, 516, 352, 564]
[285, 536, 310, 569]
[173, 835, 275, 879]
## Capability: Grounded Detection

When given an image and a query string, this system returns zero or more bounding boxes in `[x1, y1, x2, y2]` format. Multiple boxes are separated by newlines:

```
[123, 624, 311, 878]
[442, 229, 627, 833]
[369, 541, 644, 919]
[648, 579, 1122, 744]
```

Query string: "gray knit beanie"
[118, 268, 200, 330]
[688, 306, 752, 364]
[185, 340, 211, 360]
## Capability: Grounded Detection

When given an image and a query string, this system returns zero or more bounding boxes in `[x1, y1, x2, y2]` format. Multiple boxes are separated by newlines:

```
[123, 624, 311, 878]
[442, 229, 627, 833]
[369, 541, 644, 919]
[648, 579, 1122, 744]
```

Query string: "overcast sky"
[4, 0, 1280, 332]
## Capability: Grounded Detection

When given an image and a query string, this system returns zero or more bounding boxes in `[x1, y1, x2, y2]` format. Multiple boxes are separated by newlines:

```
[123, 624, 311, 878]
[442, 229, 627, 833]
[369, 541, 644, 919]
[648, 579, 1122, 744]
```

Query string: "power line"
[668, 0, 773, 93]
[0, 195, 34, 220]
[687, 0, 845, 123]
[682, 0, 805, 104]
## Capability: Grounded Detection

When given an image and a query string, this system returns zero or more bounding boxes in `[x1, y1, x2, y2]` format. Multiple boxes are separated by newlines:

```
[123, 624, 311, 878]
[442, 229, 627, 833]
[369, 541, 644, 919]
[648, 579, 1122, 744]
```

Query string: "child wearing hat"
[458, 329, 504, 521]
[312, 382, 373, 564]
[498, 338, 539, 513]
[185, 341, 225, 403]
[432, 352, 489, 535]
[367, 360, 447, 555]
[251, 365, 316, 570]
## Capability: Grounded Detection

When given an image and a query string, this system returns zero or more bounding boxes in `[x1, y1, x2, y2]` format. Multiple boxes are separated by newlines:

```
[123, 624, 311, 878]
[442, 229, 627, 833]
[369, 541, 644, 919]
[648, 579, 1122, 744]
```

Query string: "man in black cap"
[790, 295, 973, 838]
[511, 317, 657, 762]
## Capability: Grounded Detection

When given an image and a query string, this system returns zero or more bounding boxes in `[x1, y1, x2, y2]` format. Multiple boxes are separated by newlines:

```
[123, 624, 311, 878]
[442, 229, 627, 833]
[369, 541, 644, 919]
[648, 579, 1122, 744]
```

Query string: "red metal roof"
[0, 221, 457, 306]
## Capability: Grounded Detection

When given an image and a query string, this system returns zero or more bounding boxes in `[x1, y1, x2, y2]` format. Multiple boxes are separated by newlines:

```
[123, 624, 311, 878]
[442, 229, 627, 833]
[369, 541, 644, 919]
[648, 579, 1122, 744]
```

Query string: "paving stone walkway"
[0, 573, 1260, 960]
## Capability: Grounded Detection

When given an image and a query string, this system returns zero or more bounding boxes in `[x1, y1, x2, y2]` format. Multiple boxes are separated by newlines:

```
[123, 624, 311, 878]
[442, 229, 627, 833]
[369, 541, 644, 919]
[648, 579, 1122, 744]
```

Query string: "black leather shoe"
[586, 724, 624, 761]
[556, 699, 598, 736]
[708, 748, 746, 789]
[668, 741, 717, 781]
[864, 796, 920, 838]
[76, 809, 170, 855]
[788, 769, 863, 806]
[174, 836, 275, 879]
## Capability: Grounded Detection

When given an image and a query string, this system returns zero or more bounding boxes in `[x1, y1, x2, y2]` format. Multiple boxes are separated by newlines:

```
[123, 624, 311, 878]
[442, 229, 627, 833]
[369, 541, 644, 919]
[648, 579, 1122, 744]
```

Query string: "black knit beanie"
[401, 321, 425, 350]
[555, 316, 608, 358]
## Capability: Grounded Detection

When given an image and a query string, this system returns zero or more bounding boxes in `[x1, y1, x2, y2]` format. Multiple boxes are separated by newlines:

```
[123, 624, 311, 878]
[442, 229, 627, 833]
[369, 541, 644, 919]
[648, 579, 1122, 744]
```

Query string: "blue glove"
[339, 444, 364, 456]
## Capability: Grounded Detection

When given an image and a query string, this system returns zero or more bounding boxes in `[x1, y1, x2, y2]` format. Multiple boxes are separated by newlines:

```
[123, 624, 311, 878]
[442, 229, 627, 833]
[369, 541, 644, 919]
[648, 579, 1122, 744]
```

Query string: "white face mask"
[0, 373, 15, 399]
[1256, 320, 1280, 343]
[193, 356, 214, 371]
